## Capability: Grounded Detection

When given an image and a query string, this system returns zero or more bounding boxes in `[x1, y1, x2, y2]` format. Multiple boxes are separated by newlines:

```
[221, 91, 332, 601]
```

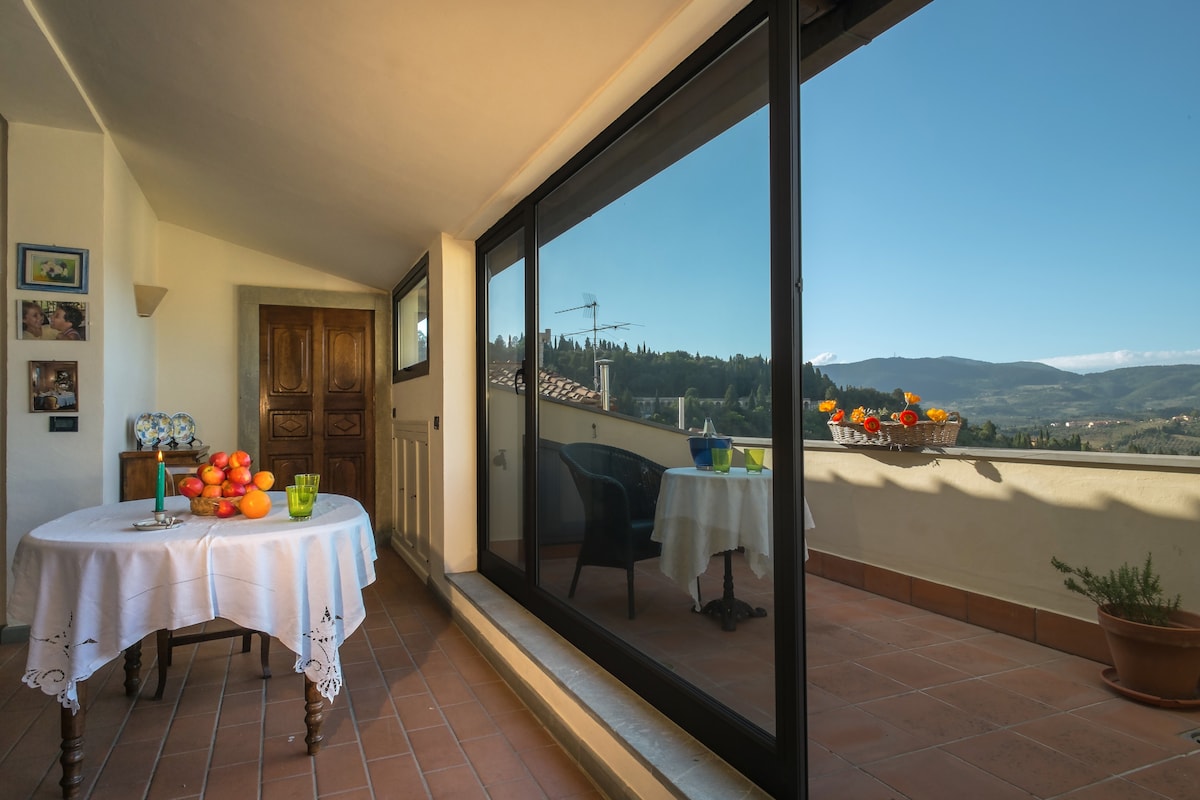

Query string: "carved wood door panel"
[259, 305, 375, 523]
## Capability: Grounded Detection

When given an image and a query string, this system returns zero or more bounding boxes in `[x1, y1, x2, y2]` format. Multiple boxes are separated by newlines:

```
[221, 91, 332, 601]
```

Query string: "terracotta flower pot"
[1097, 605, 1200, 701]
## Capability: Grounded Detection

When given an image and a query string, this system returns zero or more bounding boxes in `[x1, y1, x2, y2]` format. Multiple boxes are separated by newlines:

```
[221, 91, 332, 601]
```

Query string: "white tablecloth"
[651, 468, 813, 610]
[9, 492, 377, 711]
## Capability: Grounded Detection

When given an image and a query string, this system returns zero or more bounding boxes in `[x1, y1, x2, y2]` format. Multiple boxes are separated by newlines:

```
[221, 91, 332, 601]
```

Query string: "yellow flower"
[926, 408, 949, 423]
[850, 406, 866, 423]
[904, 391, 921, 405]
[818, 399, 837, 413]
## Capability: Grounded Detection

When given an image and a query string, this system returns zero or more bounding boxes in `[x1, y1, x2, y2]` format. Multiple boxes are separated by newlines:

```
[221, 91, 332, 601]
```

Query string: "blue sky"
[801, 0, 1200, 373]
[493, 1, 1200, 375]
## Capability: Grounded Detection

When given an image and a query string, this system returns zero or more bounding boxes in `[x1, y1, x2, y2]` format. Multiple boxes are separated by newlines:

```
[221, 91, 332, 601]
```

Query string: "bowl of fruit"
[177, 449, 275, 519]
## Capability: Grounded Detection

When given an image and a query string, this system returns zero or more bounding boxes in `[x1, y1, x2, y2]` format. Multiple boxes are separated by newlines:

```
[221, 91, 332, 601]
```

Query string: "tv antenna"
[556, 294, 638, 390]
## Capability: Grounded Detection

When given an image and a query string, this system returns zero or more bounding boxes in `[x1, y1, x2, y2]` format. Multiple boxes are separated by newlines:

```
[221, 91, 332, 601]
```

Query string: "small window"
[392, 254, 430, 382]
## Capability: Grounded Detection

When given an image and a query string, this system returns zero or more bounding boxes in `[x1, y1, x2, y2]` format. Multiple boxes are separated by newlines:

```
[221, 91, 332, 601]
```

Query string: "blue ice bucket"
[688, 436, 732, 470]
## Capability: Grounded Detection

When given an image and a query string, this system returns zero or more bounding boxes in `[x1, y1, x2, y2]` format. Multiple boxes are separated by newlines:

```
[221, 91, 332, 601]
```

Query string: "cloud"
[1036, 349, 1200, 373]
[808, 352, 838, 366]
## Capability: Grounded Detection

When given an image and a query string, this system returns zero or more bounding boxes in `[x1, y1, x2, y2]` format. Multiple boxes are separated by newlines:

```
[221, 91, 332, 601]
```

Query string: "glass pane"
[484, 229, 526, 570]
[535, 24, 775, 733]
[396, 275, 428, 370]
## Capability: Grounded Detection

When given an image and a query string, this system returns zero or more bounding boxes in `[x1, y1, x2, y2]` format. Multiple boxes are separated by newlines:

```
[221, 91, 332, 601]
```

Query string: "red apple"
[215, 499, 239, 518]
[198, 464, 225, 485]
[178, 476, 204, 498]
[227, 466, 253, 486]
[221, 479, 247, 497]
[229, 450, 252, 469]
[200, 484, 222, 498]
[209, 451, 230, 469]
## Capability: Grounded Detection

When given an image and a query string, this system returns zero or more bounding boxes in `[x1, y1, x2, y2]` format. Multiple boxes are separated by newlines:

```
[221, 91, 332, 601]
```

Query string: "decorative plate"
[171, 412, 196, 445]
[134, 413, 158, 447]
[150, 412, 172, 446]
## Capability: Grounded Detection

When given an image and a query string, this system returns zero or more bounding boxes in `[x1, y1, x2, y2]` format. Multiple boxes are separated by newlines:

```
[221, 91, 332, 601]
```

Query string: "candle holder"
[153, 510, 170, 525]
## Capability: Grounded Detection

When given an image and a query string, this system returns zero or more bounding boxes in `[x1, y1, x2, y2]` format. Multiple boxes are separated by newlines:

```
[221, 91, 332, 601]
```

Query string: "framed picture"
[16, 243, 89, 294]
[30, 361, 79, 413]
[16, 299, 89, 341]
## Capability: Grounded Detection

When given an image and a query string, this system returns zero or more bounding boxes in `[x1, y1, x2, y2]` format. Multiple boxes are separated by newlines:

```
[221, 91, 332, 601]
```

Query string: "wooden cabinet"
[119, 448, 210, 501]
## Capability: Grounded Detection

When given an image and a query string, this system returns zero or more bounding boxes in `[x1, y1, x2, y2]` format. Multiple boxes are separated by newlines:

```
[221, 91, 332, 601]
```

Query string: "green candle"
[155, 450, 165, 512]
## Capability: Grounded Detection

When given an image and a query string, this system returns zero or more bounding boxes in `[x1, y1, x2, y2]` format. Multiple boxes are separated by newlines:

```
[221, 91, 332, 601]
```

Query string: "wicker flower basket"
[829, 412, 961, 449]
[190, 495, 242, 516]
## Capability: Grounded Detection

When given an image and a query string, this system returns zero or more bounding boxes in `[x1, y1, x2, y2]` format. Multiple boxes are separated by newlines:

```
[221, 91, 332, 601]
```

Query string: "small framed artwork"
[16, 299, 89, 341]
[16, 243, 89, 294]
[30, 360, 79, 413]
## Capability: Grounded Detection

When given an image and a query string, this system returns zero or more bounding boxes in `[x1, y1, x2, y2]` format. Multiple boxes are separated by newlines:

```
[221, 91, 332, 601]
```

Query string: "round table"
[9, 492, 377, 798]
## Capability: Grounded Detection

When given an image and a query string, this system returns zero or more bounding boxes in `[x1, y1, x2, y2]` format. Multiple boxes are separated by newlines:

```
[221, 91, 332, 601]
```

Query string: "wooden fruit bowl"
[190, 495, 242, 516]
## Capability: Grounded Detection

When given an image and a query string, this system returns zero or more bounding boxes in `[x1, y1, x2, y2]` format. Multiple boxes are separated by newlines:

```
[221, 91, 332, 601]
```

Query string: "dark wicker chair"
[559, 442, 666, 619]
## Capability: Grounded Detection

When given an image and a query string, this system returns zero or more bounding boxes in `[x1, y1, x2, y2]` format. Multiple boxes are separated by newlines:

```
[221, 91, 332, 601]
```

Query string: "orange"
[252, 470, 275, 491]
[239, 489, 271, 519]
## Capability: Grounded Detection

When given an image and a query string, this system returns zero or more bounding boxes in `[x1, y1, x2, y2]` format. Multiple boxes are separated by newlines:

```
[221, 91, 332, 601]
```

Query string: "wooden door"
[259, 305, 375, 523]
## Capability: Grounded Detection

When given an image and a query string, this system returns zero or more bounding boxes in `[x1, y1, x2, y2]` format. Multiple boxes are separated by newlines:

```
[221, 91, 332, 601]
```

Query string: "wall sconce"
[133, 284, 168, 317]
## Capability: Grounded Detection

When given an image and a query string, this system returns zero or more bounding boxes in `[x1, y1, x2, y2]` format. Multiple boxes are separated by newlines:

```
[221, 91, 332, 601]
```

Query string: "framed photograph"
[16, 243, 89, 294]
[30, 361, 79, 413]
[17, 299, 89, 341]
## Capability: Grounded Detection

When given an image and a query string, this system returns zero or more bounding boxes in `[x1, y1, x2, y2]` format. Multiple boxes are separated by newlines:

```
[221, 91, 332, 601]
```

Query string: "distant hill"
[814, 357, 1200, 425]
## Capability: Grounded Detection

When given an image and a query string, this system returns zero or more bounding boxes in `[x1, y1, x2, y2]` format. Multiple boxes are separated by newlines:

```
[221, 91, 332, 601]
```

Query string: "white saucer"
[132, 517, 183, 530]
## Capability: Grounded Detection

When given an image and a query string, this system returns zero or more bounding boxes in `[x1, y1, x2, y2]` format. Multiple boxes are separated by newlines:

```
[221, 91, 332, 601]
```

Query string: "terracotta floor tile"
[312, 741, 370, 795]
[1058, 777, 1181, 799]
[7, 546, 1197, 799]
[364, 753, 428, 796]
[926, 679, 1058, 726]
[856, 650, 973, 690]
[806, 764, 910, 799]
[460, 734, 530, 786]
[859, 691, 996, 745]
[943, 729, 1110, 797]
[1014, 714, 1173, 775]
[865, 746, 1039, 800]
[1125, 751, 1200, 798]
[423, 764, 488, 798]
[408, 723, 468, 772]
[916, 640, 1025, 677]
[983, 665, 1114, 710]
[807, 705, 930, 765]
[520, 744, 599, 799]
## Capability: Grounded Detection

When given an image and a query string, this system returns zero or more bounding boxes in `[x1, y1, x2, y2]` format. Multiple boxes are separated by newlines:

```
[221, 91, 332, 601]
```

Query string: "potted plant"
[1051, 553, 1200, 703]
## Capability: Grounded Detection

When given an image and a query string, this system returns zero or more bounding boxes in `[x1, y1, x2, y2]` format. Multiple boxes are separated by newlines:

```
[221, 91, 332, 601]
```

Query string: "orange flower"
[818, 399, 837, 413]
[926, 408, 949, 423]
[898, 409, 918, 427]
[831, 409, 845, 422]
[863, 416, 881, 433]
[904, 391, 921, 405]
[850, 407, 866, 423]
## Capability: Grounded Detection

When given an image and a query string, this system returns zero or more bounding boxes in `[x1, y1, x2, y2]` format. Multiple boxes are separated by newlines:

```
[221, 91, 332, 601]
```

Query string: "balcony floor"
[3, 548, 1199, 799]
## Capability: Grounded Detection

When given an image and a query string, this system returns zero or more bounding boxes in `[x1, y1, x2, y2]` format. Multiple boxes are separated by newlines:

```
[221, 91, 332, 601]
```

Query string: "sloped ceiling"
[1, 0, 925, 290]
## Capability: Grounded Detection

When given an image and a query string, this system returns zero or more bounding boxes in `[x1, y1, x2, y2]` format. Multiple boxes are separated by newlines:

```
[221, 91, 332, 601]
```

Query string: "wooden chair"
[559, 442, 665, 619]
[153, 626, 271, 700]
[151, 468, 272, 700]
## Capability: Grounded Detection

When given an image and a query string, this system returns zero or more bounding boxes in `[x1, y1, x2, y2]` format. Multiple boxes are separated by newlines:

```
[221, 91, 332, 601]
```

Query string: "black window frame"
[476, 1, 804, 795]
[392, 253, 430, 383]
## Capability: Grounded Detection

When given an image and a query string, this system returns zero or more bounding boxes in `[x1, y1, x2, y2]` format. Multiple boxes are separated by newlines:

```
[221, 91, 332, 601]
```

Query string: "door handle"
[514, 366, 525, 394]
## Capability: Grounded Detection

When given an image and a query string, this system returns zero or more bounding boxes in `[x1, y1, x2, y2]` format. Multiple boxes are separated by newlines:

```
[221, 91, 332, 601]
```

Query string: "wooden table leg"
[59, 681, 86, 799]
[122, 642, 142, 696]
[304, 676, 325, 755]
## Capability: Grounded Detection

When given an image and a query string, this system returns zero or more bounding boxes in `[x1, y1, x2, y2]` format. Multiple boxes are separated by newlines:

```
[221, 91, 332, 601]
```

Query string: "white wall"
[390, 234, 477, 586]
[5, 124, 107, 588]
[101, 137, 160, 501]
[803, 444, 1200, 621]
[153, 224, 376, 451]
